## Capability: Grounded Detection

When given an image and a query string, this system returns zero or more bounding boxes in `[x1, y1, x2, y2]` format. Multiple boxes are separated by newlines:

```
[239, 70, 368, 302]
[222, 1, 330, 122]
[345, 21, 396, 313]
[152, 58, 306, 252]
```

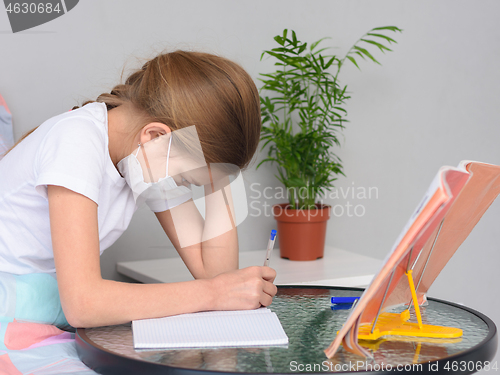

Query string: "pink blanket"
[0, 320, 97, 375]
[0, 94, 14, 159]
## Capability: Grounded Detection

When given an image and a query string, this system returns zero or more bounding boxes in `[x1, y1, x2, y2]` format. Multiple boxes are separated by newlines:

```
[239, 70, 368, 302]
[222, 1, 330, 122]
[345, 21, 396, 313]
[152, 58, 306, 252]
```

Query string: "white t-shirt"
[0, 102, 137, 275]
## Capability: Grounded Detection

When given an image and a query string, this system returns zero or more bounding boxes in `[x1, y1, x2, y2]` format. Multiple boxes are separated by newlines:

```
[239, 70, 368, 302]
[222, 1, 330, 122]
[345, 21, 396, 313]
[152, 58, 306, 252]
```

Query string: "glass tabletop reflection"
[79, 286, 493, 373]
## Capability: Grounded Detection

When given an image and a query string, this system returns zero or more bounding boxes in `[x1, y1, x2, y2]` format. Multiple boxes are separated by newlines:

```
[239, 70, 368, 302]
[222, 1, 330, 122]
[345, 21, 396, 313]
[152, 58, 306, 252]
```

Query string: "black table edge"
[76, 285, 498, 375]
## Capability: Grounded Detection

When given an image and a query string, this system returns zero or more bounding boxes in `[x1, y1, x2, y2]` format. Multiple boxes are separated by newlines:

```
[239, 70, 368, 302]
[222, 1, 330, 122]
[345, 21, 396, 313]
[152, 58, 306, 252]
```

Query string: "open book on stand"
[324, 160, 500, 358]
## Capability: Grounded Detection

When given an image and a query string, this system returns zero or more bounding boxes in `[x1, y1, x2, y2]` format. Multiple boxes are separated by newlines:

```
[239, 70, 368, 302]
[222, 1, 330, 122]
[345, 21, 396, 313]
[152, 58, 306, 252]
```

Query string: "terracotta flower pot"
[272, 203, 331, 261]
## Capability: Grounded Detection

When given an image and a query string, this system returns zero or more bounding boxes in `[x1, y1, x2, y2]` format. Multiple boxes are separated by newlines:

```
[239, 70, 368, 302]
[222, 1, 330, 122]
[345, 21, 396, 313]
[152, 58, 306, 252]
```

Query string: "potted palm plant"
[258, 27, 401, 260]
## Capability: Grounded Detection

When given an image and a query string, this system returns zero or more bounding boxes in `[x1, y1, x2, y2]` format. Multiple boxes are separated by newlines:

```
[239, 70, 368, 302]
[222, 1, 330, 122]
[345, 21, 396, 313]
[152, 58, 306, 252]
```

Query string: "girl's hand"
[209, 266, 277, 310]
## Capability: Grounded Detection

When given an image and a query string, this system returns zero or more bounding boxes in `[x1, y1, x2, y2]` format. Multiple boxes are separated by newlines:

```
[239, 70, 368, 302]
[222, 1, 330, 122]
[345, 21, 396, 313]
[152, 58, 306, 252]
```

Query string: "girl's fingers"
[261, 266, 277, 283]
[263, 280, 278, 298]
[260, 292, 274, 307]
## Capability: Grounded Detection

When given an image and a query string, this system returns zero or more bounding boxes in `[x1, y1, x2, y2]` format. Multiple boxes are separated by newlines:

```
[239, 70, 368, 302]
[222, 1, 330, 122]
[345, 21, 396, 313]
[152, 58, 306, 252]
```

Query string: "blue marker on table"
[331, 296, 360, 304]
[263, 230, 277, 266]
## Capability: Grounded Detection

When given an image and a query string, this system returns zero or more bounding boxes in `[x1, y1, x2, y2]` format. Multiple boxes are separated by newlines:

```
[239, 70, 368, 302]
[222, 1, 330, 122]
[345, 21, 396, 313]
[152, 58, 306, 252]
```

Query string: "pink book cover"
[324, 161, 500, 358]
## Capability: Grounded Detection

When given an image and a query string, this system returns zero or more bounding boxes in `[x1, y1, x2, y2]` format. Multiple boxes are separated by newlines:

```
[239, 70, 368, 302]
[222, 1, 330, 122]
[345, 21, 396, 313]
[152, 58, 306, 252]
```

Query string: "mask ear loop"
[139, 142, 156, 183]
[134, 143, 141, 157]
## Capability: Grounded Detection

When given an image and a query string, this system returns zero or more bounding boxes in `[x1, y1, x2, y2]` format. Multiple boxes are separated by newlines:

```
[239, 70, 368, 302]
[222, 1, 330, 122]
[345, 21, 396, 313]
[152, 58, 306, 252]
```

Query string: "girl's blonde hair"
[7, 51, 261, 169]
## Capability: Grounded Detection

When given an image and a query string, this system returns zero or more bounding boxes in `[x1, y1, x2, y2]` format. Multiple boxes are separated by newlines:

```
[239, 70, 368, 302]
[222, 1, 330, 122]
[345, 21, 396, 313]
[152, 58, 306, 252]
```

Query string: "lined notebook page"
[132, 308, 288, 349]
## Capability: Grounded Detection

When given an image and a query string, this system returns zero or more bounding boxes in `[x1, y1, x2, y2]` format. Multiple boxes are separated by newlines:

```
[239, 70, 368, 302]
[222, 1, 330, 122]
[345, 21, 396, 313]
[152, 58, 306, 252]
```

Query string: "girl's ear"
[139, 122, 171, 144]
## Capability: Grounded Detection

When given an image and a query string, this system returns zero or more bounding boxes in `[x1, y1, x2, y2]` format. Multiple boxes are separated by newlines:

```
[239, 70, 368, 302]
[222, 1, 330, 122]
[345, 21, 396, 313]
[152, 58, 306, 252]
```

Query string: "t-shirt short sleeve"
[34, 117, 107, 204]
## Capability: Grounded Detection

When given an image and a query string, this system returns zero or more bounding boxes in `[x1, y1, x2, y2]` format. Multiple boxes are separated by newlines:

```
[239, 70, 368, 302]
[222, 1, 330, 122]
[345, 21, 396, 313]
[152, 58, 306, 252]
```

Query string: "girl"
[0, 49, 277, 339]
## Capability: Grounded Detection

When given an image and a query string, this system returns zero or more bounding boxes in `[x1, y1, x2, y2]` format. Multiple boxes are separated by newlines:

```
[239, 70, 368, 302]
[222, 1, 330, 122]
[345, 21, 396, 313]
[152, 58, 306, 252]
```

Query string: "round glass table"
[76, 286, 497, 374]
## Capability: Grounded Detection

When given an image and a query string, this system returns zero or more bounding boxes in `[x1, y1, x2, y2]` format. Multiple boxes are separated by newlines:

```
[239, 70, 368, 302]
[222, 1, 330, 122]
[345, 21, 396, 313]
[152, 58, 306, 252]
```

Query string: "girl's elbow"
[65, 312, 84, 328]
[62, 296, 97, 328]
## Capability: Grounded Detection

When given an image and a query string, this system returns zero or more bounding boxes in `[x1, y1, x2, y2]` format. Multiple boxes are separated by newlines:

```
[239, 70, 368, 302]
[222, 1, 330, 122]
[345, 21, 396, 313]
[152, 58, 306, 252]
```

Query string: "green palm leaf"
[258, 27, 400, 208]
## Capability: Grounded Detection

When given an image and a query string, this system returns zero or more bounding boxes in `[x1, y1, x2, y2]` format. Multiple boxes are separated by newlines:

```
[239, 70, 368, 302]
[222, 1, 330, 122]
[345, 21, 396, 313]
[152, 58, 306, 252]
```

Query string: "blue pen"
[331, 296, 360, 304]
[263, 230, 277, 266]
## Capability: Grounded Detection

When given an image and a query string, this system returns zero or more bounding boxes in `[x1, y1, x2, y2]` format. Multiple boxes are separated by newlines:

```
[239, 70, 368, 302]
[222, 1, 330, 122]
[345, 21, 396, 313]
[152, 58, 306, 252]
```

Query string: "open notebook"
[132, 307, 289, 349]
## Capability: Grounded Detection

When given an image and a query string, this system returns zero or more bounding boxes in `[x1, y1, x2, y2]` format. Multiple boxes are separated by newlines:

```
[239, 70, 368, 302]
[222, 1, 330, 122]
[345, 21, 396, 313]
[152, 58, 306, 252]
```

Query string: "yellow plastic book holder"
[359, 336, 462, 353]
[358, 270, 463, 341]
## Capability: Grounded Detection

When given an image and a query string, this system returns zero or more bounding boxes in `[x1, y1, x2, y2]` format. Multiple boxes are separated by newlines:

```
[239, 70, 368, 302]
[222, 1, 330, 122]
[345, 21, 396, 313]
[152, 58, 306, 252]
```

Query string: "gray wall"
[1, 0, 499, 368]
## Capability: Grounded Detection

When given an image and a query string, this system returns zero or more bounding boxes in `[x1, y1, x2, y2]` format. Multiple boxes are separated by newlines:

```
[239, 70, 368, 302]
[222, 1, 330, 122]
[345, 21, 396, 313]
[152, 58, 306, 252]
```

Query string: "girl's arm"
[155, 176, 240, 279]
[48, 185, 276, 328]
[154, 201, 238, 279]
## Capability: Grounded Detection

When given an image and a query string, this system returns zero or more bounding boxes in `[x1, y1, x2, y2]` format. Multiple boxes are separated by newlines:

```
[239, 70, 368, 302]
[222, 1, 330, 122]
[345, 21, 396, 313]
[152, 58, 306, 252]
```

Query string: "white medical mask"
[117, 135, 192, 212]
